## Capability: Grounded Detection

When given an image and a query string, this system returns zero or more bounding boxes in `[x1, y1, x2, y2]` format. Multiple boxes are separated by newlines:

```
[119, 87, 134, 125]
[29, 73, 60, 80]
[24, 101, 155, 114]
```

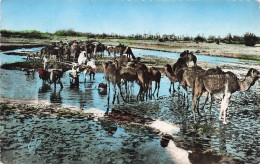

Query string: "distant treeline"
[1, 29, 259, 46]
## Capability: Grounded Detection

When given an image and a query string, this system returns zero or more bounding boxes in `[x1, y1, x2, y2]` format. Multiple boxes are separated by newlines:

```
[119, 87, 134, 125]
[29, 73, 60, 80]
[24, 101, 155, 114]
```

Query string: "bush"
[183, 36, 192, 41]
[0, 29, 51, 39]
[194, 35, 206, 42]
[244, 32, 258, 46]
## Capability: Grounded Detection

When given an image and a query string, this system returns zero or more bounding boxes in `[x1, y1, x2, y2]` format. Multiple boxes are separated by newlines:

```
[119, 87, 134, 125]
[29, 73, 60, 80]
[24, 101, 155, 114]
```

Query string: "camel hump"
[203, 74, 226, 93]
[191, 65, 203, 70]
[204, 67, 223, 76]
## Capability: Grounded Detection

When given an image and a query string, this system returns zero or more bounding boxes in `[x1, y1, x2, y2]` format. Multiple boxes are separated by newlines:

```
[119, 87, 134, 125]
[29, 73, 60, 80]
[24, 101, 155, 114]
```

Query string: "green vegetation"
[237, 55, 260, 61]
[195, 35, 206, 43]
[1, 29, 259, 46]
[0, 29, 51, 39]
[244, 32, 258, 46]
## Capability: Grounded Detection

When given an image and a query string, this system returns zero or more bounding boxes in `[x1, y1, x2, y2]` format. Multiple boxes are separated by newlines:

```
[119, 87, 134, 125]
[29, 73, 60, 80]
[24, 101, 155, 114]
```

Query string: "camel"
[63, 44, 71, 61]
[102, 60, 125, 105]
[193, 68, 260, 124]
[113, 44, 126, 57]
[118, 61, 151, 101]
[147, 67, 161, 97]
[71, 42, 81, 61]
[106, 46, 114, 56]
[177, 65, 205, 97]
[115, 55, 131, 68]
[163, 64, 178, 93]
[123, 47, 136, 60]
[94, 42, 106, 58]
[176, 65, 207, 117]
[163, 58, 188, 94]
[49, 69, 64, 88]
[180, 50, 197, 65]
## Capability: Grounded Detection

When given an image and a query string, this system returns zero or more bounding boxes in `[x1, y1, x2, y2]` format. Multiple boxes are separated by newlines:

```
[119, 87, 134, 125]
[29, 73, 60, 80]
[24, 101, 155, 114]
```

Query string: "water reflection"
[50, 88, 62, 103]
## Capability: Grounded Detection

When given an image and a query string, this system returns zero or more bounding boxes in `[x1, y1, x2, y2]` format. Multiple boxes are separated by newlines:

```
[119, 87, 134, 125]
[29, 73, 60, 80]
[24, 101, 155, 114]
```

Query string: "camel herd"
[39, 40, 135, 62]
[101, 49, 259, 124]
[38, 42, 260, 125]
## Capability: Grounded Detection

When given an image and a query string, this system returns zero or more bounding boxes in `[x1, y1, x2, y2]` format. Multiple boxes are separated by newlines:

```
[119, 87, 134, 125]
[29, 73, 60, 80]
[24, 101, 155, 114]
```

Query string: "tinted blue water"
[132, 48, 244, 65]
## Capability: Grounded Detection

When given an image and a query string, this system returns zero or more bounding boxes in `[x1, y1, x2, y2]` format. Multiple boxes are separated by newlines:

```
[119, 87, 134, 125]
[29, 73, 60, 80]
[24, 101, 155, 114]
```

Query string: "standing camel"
[49, 69, 64, 88]
[102, 61, 125, 105]
[147, 67, 161, 98]
[193, 68, 260, 124]
[119, 63, 149, 101]
[163, 64, 178, 93]
[163, 57, 188, 94]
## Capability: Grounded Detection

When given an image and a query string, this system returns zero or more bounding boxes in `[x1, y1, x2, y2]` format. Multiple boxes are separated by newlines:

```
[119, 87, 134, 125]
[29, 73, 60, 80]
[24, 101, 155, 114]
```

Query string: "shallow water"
[0, 48, 260, 163]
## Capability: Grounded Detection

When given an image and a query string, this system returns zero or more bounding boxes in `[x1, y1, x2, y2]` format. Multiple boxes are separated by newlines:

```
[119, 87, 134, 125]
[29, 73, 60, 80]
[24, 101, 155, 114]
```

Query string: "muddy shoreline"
[0, 98, 236, 164]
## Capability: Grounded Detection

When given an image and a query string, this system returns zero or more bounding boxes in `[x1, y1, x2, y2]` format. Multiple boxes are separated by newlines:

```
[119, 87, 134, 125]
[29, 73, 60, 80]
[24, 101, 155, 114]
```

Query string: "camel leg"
[200, 92, 209, 112]
[209, 95, 214, 115]
[58, 79, 63, 89]
[153, 82, 157, 96]
[157, 82, 160, 98]
[117, 83, 126, 102]
[84, 70, 88, 83]
[169, 82, 175, 93]
[124, 81, 129, 102]
[192, 94, 201, 121]
[112, 85, 117, 105]
[107, 83, 111, 107]
[219, 93, 231, 124]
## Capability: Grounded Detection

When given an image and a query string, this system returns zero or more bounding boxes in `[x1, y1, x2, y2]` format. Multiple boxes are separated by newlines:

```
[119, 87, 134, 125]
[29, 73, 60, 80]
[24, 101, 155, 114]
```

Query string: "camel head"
[163, 64, 173, 74]
[240, 68, 260, 91]
[246, 68, 260, 79]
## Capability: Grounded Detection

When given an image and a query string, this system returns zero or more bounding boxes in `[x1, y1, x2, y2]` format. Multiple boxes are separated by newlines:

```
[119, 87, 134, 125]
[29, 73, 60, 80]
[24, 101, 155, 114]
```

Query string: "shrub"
[244, 32, 258, 46]
[194, 35, 206, 42]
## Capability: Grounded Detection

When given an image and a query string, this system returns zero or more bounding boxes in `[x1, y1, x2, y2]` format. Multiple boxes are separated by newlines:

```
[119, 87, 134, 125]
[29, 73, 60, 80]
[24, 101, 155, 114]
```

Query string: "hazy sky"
[1, 0, 260, 37]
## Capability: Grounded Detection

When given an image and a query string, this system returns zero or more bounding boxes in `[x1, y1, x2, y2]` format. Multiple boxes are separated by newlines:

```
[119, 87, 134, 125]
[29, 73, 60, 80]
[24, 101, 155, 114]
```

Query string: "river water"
[0, 48, 259, 164]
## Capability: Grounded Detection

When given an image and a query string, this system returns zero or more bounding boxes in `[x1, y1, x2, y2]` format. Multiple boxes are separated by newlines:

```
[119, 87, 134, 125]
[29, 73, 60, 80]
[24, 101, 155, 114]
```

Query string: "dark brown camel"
[113, 44, 126, 57]
[95, 42, 106, 58]
[193, 68, 260, 124]
[119, 62, 149, 101]
[180, 50, 197, 65]
[123, 47, 136, 60]
[163, 57, 188, 93]
[49, 69, 64, 88]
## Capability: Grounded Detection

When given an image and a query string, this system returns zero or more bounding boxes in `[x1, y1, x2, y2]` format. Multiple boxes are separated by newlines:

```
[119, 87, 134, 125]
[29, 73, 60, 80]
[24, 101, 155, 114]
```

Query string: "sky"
[1, 0, 260, 37]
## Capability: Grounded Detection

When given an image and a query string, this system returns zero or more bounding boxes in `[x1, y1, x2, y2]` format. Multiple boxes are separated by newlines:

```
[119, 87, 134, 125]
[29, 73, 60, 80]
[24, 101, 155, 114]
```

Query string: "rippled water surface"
[0, 48, 260, 163]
